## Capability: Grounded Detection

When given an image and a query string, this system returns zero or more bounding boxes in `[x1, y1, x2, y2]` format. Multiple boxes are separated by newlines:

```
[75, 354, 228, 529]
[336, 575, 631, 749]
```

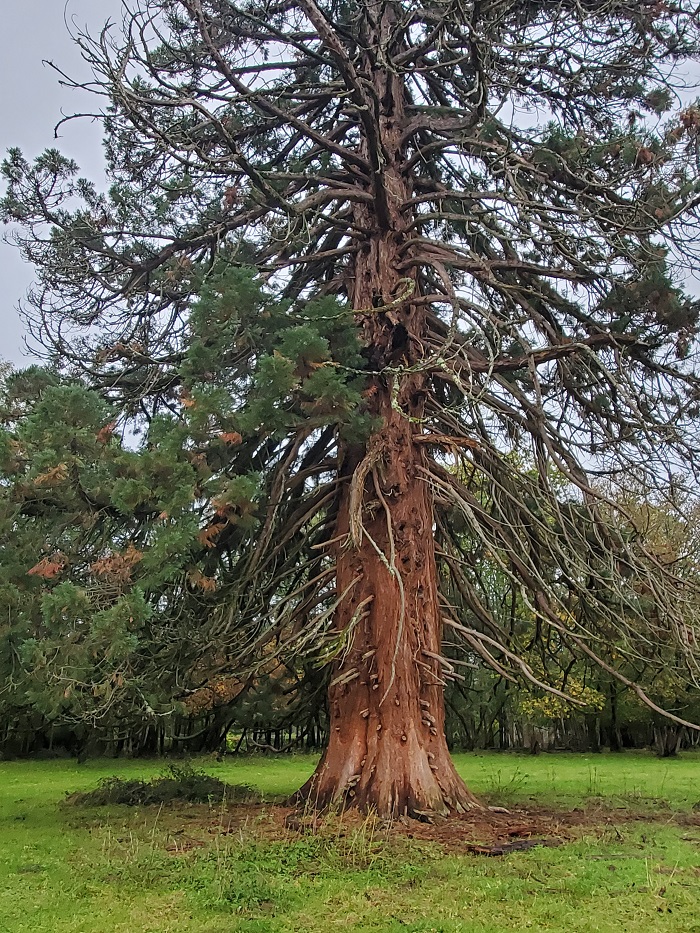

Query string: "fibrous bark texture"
[297, 403, 481, 817]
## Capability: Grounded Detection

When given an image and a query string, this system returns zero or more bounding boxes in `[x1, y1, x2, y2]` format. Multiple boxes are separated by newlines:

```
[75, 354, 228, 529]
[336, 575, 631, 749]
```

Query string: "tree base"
[293, 728, 482, 820]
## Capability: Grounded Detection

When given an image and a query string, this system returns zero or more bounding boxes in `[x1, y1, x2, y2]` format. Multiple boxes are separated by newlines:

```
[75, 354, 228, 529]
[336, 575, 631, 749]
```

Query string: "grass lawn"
[1, 750, 699, 932]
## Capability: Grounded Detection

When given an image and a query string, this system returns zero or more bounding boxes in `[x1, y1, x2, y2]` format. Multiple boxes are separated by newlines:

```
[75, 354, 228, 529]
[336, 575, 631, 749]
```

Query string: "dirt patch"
[381, 806, 576, 853]
[149, 801, 571, 854]
[117, 799, 700, 857]
[197, 802, 575, 853]
[526, 802, 700, 830]
[276, 800, 700, 852]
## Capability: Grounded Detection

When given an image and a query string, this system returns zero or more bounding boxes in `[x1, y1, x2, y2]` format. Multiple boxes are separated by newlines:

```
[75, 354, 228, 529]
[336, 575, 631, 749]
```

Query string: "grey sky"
[0, 0, 120, 365]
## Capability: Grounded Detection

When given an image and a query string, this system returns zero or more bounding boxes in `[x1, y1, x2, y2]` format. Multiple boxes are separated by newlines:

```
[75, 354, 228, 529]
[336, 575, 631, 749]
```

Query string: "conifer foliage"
[3, 0, 700, 814]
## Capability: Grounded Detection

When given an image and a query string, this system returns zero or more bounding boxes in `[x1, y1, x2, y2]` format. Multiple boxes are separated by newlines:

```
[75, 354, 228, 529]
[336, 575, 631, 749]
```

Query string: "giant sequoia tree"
[4, 0, 700, 816]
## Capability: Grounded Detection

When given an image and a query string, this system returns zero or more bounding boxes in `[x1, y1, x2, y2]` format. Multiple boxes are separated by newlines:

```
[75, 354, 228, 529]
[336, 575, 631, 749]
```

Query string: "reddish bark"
[297, 401, 481, 818]
[295, 191, 479, 817]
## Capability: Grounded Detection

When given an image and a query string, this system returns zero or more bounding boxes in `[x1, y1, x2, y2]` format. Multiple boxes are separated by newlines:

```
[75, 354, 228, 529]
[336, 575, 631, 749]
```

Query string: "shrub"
[69, 762, 259, 806]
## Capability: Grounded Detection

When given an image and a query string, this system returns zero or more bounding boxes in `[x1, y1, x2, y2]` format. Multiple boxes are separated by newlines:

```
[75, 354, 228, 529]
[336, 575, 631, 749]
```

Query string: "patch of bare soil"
[394, 808, 569, 854]
[153, 799, 700, 857]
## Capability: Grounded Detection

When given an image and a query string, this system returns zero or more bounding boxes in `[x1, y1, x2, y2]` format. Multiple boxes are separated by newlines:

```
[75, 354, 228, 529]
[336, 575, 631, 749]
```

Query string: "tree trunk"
[609, 684, 623, 752]
[295, 4, 479, 818]
[296, 398, 480, 818]
[654, 723, 682, 758]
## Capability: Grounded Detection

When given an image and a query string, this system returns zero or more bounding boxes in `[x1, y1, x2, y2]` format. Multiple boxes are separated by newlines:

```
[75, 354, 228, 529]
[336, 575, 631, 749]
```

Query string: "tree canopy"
[3, 0, 700, 814]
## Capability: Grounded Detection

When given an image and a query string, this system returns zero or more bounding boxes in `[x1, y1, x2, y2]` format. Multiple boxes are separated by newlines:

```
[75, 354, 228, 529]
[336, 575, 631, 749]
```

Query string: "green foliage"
[182, 267, 370, 440]
[0, 264, 371, 741]
[518, 683, 606, 727]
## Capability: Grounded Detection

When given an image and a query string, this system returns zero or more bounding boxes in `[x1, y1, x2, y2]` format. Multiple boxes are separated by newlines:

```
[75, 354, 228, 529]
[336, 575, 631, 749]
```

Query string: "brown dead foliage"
[33, 463, 69, 487]
[219, 431, 243, 446]
[27, 555, 66, 579]
[187, 569, 218, 593]
[183, 676, 246, 715]
[91, 544, 143, 584]
[198, 522, 225, 548]
[96, 421, 117, 444]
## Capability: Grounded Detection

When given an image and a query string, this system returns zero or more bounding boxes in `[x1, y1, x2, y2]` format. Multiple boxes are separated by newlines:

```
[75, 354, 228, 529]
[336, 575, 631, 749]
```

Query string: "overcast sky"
[0, 0, 121, 365]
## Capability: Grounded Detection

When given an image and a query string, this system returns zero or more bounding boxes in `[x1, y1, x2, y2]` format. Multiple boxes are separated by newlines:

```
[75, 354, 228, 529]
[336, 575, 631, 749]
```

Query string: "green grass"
[453, 749, 700, 810]
[1, 751, 699, 932]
